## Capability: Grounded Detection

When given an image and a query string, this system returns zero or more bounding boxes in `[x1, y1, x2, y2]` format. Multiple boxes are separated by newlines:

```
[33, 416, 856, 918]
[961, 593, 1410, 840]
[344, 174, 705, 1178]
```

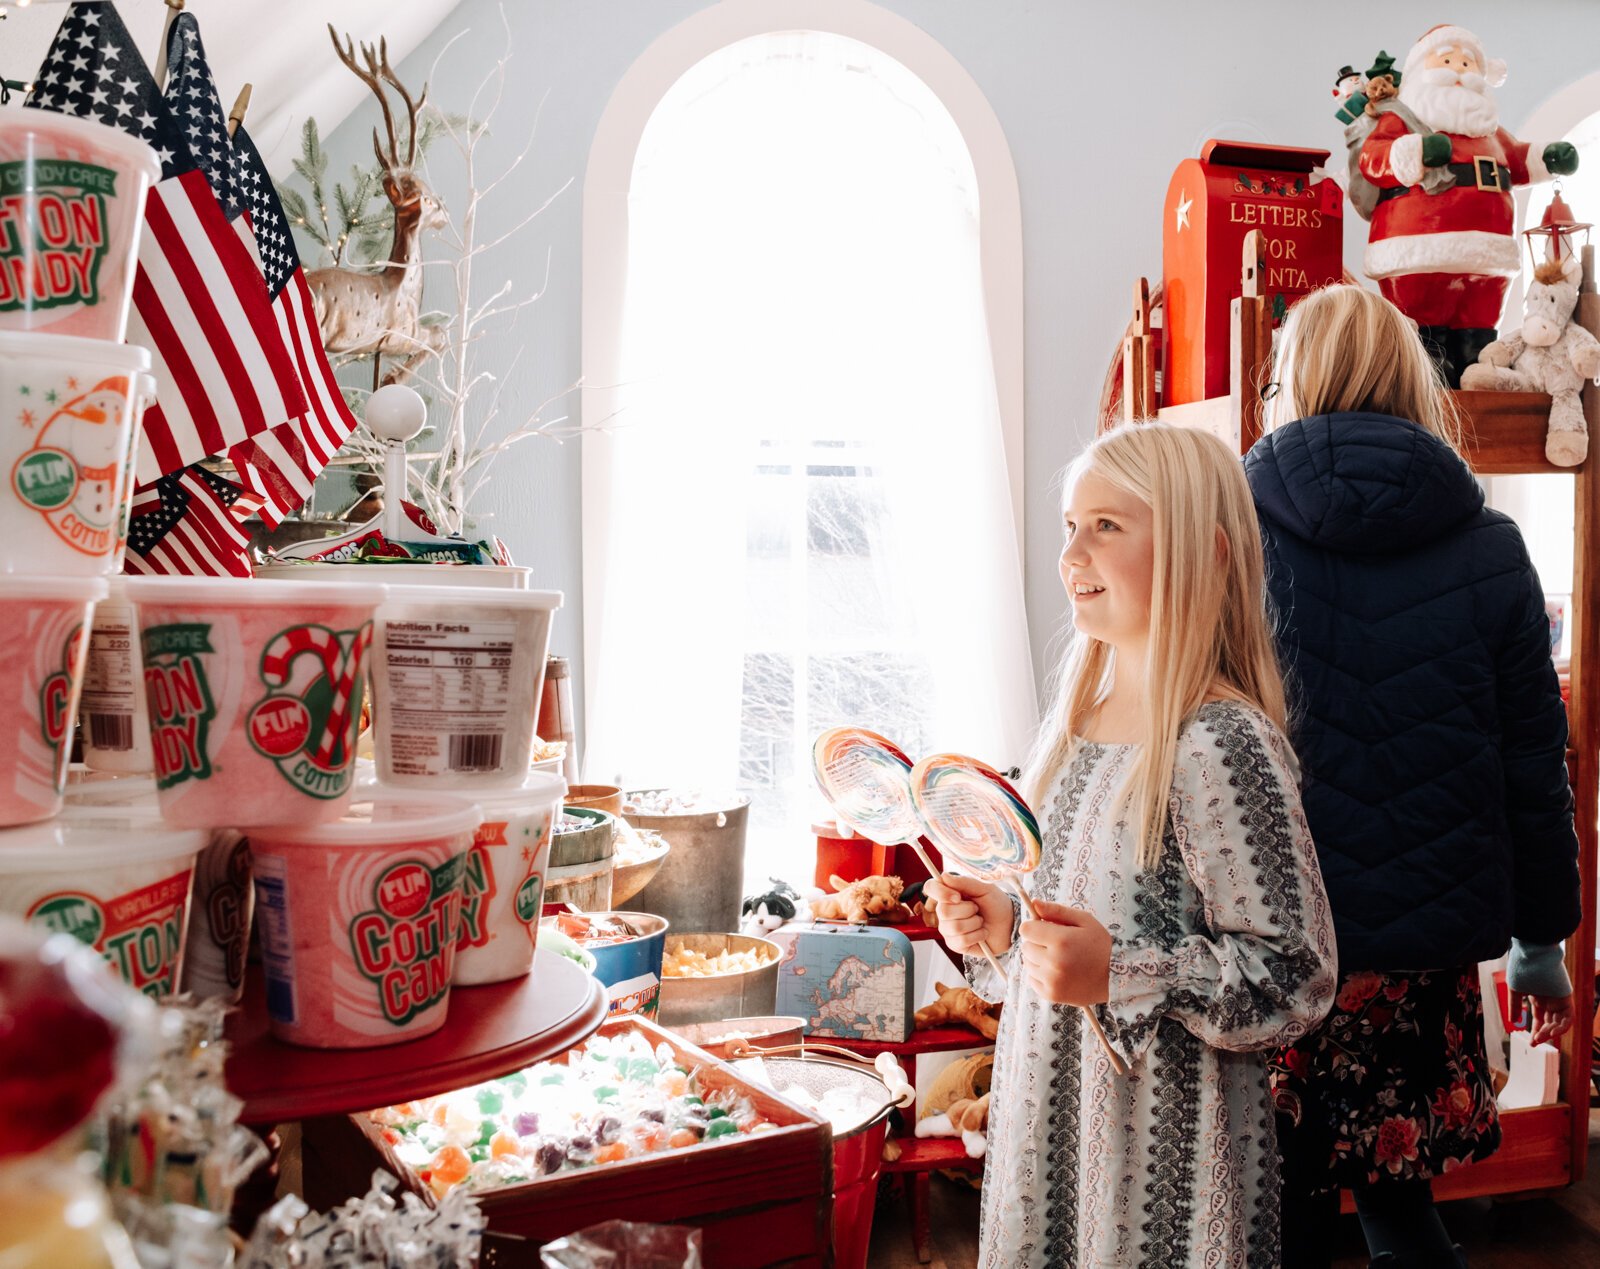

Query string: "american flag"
[124, 464, 267, 578]
[226, 125, 360, 528]
[26, 2, 306, 483]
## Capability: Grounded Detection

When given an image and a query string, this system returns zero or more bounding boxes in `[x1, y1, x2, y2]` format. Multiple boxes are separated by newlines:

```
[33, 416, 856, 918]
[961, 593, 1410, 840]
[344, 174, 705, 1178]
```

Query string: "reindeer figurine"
[306, 26, 448, 383]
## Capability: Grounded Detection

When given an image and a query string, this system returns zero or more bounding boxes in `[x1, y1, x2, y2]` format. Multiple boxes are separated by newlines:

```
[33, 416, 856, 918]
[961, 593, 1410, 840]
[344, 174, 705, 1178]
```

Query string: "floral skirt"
[1269, 965, 1501, 1194]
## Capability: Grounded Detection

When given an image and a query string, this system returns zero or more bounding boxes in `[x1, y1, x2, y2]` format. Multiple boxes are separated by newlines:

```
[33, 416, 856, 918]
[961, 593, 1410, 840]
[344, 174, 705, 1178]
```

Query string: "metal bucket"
[656, 933, 779, 1026]
[759, 1056, 897, 1269]
[624, 792, 749, 934]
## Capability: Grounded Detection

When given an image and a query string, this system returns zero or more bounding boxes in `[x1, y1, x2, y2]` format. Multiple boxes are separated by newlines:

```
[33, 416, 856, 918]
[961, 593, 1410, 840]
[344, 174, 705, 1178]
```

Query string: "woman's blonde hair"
[1023, 422, 1287, 870]
[1265, 283, 1463, 452]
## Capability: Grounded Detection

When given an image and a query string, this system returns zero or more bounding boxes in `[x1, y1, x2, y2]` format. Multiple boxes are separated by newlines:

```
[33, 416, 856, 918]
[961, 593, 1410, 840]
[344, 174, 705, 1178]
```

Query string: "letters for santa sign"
[1162, 141, 1345, 407]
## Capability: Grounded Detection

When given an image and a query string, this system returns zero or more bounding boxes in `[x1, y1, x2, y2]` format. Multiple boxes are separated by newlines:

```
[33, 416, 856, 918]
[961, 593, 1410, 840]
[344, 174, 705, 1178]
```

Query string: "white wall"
[317, 0, 1600, 730]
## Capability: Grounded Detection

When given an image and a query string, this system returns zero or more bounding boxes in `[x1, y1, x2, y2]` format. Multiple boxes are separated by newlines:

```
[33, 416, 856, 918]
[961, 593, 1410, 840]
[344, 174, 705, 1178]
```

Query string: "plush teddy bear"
[914, 981, 1001, 1041]
[810, 874, 906, 924]
[1461, 254, 1600, 466]
[914, 1052, 995, 1160]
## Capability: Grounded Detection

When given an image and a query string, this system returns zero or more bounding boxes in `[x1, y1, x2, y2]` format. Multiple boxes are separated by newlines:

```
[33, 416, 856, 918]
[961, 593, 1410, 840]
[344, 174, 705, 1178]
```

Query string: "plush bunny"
[1462, 255, 1600, 466]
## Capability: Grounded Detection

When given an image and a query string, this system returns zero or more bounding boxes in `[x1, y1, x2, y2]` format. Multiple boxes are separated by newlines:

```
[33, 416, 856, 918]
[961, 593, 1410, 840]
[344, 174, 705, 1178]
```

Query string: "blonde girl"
[928, 421, 1336, 1268]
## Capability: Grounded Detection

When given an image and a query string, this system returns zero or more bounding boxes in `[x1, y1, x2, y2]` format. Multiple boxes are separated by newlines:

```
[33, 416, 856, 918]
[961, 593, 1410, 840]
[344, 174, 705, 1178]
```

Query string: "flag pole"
[227, 85, 252, 140]
[153, 0, 186, 93]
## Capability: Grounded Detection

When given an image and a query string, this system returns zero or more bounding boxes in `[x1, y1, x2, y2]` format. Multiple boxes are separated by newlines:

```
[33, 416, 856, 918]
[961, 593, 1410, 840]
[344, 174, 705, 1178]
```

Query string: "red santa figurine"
[1359, 24, 1578, 385]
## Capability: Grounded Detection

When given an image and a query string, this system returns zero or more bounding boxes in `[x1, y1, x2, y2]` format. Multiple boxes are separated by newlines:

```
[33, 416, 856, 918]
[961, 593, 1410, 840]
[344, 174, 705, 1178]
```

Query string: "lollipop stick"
[903, 838, 1007, 977]
[1003, 875, 1126, 1075]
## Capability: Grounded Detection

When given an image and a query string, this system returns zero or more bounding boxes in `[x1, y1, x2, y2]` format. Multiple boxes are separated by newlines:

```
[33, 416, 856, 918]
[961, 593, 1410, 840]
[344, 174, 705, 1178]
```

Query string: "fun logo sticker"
[27, 869, 192, 998]
[515, 874, 544, 926]
[248, 622, 373, 799]
[12, 377, 132, 556]
[349, 856, 465, 1026]
[0, 159, 116, 312]
[143, 623, 217, 789]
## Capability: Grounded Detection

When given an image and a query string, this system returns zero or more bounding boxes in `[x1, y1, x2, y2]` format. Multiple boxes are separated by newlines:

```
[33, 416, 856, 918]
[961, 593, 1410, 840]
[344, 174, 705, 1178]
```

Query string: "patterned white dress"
[966, 702, 1337, 1268]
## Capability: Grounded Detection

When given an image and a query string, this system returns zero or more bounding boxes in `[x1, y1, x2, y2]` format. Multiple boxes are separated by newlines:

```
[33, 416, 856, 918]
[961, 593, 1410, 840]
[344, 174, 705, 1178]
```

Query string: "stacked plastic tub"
[0, 112, 199, 996]
[252, 568, 567, 1035]
[0, 110, 572, 1049]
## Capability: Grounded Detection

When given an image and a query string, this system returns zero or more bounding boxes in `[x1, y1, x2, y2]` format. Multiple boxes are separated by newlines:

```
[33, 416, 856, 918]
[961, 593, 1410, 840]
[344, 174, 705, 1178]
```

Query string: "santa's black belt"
[1377, 157, 1513, 203]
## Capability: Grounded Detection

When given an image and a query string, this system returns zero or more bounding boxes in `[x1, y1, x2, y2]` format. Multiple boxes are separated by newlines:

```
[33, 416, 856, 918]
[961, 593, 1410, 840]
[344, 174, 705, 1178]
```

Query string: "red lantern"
[1524, 187, 1591, 268]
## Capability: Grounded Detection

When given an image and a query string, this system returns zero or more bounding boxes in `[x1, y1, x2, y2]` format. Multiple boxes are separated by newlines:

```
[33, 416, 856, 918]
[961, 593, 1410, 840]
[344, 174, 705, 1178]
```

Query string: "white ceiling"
[0, 0, 465, 175]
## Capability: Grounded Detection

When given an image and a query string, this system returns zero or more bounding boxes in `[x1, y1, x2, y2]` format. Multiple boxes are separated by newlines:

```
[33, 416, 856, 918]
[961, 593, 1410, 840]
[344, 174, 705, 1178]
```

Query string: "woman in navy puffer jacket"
[1247, 286, 1581, 1269]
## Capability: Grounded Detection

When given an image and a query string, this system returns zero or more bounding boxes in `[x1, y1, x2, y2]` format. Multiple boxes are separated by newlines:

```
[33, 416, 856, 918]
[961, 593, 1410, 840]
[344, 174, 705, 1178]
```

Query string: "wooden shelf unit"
[1109, 236, 1600, 1201]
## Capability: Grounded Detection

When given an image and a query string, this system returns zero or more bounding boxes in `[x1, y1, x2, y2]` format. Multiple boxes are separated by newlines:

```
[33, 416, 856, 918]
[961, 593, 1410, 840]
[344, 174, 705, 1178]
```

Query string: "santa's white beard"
[1399, 67, 1499, 137]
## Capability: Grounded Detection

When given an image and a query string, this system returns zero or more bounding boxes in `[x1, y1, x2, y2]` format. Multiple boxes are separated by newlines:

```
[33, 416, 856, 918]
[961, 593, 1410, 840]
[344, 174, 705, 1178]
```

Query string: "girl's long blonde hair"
[1265, 283, 1463, 453]
[1022, 422, 1287, 869]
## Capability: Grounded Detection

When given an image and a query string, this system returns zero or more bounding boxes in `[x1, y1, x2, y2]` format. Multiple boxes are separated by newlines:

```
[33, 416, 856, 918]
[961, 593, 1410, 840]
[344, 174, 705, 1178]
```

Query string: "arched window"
[581, 8, 1033, 879]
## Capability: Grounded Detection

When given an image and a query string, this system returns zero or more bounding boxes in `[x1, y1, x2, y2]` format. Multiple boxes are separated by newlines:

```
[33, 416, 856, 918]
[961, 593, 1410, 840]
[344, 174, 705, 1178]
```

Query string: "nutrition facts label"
[381, 617, 523, 777]
[81, 605, 138, 751]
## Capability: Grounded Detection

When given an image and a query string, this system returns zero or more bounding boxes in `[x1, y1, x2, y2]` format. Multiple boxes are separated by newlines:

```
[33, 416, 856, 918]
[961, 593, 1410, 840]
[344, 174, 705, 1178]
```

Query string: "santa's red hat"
[1403, 24, 1507, 88]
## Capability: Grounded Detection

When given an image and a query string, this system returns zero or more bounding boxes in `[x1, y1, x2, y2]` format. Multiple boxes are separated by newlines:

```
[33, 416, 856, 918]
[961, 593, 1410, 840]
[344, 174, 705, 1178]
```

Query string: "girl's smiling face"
[1060, 467, 1155, 649]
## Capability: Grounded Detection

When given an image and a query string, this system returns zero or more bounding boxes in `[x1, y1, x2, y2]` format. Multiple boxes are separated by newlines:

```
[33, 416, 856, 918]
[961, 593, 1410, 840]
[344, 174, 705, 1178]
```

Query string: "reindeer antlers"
[326, 25, 430, 171]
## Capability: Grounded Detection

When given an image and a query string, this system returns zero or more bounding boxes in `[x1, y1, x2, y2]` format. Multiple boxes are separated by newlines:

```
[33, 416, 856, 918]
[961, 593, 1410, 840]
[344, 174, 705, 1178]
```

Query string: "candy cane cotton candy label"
[0, 160, 115, 313]
[128, 579, 387, 830]
[245, 620, 373, 799]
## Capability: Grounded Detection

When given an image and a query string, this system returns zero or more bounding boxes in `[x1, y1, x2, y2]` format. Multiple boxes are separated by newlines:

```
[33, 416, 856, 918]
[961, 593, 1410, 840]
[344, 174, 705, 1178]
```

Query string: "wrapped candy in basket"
[308, 1016, 831, 1269]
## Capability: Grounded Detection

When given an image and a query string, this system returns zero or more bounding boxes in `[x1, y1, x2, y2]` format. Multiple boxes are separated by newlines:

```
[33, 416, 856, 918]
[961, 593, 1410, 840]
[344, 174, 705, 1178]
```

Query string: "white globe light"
[365, 384, 427, 443]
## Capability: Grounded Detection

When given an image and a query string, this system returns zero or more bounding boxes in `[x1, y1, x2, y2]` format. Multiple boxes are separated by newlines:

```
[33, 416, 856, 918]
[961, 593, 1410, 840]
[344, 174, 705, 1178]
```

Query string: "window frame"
[579, 0, 1024, 731]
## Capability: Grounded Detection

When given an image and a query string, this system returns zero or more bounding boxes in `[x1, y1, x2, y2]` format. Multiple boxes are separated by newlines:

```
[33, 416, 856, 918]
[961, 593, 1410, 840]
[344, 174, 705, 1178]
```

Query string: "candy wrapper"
[94, 996, 269, 1226]
[239, 1170, 484, 1268]
[541, 1220, 703, 1269]
[368, 1031, 774, 1197]
[269, 501, 504, 566]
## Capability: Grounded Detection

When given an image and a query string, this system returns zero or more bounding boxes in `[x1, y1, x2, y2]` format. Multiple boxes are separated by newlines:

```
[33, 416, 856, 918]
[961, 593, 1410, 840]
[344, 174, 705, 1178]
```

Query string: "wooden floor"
[866, 1134, 1600, 1268]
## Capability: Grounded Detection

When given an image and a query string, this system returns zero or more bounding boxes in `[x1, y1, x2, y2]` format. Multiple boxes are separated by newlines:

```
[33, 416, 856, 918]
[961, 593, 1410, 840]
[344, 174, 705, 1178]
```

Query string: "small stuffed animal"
[920, 1094, 990, 1158]
[914, 1052, 995, 1160]
[740, 878, 808, 935]
[914, 981, 1001, 1041]
[1462, 254, 1600, 466]
[810, 874, 904, 925]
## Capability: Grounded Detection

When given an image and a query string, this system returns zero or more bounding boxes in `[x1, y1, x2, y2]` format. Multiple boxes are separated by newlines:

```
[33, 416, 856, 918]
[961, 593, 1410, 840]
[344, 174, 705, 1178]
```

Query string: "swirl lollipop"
[812, 728, 1006, 978]
[911, 753, 1123, 1074]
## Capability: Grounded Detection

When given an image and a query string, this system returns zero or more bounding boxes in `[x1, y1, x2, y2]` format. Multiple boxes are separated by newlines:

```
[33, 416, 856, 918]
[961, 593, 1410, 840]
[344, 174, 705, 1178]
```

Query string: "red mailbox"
[1163, 140, 1345, 408]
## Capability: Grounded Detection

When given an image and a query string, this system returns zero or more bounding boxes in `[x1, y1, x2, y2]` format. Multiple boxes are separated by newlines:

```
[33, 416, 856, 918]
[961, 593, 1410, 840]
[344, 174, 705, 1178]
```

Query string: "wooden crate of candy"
[318, 1016, 833, 1268]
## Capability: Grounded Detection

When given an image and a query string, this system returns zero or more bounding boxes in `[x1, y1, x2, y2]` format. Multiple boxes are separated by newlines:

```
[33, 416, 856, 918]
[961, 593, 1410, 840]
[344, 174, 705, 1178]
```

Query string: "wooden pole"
[1564, 241, 1599, 1184]
[1228, 230, 1269, 455]
[153, 0, 186, 94]
[227, 84, 252, 140]
[1123, 278, 1154, 422]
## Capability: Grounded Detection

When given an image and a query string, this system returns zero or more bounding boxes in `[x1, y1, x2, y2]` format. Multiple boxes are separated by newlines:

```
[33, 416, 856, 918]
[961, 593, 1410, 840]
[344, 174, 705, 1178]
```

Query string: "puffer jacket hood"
[1246, 412, 1483, 554]
[1244, 411, 1580, 972]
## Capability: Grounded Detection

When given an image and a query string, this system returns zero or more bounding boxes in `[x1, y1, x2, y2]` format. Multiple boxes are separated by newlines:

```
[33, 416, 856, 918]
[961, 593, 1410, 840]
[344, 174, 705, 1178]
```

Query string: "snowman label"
[11, 376, 130, 557]
[247, 621, 374, 799]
